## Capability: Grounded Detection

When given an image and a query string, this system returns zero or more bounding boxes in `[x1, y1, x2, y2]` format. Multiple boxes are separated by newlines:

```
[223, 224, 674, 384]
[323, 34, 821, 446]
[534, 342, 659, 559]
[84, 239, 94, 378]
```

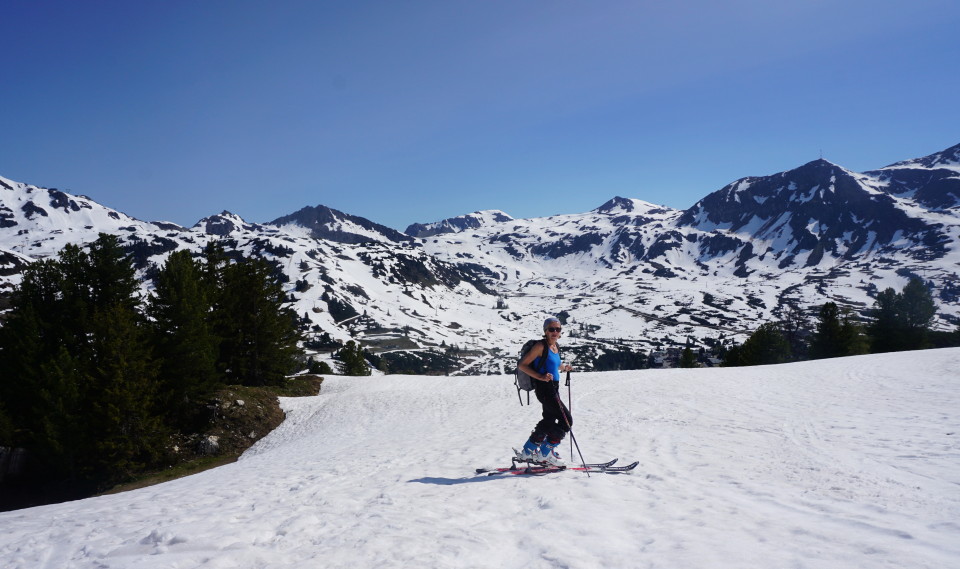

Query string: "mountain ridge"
[271, 204, 414, 244]
[2, 143, 959, 372]
[405, 210, 513, 238]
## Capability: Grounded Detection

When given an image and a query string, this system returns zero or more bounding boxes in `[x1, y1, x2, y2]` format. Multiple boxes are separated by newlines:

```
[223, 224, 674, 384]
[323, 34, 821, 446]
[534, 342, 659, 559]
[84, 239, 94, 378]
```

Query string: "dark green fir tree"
[678, 347, 698, 368]
[214, 257, 301, 386]
[149, 249, 221, 429]
[0, 234, 164, 484]
[723, 322, 792, 367]
[337, 340, 371, 376]
[809, 303, 867, 359]
[869, 279, 937, 353]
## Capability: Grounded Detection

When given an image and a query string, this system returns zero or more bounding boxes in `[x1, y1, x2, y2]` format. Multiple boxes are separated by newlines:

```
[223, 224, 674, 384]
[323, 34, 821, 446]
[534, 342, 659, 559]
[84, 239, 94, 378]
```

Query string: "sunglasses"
[547, 327, 562, 333]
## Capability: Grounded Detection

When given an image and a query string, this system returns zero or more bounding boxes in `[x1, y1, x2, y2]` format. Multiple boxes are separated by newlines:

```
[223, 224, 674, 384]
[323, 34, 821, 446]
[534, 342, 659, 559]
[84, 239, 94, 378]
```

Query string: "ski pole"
[565, 370, 573, 461]
[555, 388, 589, 477]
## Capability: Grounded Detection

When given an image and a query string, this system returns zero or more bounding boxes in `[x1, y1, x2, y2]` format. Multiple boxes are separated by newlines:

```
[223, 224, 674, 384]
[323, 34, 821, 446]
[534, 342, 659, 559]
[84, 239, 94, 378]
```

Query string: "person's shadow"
[407, 474, 510, 486]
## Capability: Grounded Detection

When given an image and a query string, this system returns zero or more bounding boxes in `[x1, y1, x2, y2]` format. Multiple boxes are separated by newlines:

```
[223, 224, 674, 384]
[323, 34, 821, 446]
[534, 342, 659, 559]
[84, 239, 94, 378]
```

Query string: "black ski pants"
[531, 380, 572, 445]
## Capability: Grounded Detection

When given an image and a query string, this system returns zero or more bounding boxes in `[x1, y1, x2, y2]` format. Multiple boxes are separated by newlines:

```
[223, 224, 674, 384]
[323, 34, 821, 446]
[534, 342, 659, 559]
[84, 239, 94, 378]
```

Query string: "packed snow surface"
[2, 350, 959, 568]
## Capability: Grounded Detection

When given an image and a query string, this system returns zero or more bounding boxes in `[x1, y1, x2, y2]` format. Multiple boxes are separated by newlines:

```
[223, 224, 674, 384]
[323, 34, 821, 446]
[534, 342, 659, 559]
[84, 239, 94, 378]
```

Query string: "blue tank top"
[534, 346, 562, 382]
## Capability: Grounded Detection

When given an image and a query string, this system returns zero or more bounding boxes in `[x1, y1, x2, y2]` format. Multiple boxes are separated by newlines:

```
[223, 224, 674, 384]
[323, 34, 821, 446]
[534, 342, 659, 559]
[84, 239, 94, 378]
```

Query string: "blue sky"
[2, 1, 958, 231]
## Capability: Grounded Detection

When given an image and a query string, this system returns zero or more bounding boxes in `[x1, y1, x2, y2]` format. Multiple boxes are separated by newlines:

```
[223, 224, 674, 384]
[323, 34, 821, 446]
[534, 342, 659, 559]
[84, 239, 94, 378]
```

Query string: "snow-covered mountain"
[405, 209, 513, 237]
[270, 204, 414, 244]
[413, 144, 960, 362]
[867, 143, 960, 210]
[0, 175, 497, 367]
[0, 174, 171, 252]
[1, 350, 958, 568]
[2, 143, 960, 372]
[193, 211, 271, 236]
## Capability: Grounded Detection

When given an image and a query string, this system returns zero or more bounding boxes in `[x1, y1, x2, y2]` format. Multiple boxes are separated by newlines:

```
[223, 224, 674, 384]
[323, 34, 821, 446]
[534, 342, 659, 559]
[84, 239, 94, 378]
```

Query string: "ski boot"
[538, 440, 565, 467]
[515, 437, 544, 464]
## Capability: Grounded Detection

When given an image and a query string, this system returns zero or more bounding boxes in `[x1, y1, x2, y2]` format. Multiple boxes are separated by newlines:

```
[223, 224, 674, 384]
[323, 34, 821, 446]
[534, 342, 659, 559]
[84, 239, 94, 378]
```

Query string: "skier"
[516, 317, 573, 466]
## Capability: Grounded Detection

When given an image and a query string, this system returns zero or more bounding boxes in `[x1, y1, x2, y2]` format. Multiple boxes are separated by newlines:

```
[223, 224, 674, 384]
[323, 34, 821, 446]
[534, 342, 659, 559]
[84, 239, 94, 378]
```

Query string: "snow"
[2, 349, 958, 569]
[8, 162, 960, 362]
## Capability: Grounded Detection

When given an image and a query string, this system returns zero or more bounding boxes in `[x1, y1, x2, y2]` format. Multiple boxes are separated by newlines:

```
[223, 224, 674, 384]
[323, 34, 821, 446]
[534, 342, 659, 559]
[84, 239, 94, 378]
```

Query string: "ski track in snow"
[2, 350, 959, 568]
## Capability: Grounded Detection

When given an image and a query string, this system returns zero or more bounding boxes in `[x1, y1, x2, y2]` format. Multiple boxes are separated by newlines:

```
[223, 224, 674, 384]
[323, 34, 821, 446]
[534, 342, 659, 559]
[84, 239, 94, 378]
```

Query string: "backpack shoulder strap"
[536, 340, 550, 373]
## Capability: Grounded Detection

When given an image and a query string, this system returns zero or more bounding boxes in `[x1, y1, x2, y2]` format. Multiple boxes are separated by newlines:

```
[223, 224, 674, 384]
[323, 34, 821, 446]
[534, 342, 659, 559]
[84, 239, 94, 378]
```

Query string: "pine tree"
[843, 307, 869, 356]
[149, 250, 221, 429]
[215, 257, 301, 386]
[307, 359, 334, 374]
[869, 279, 937, 353]
[809, 302, 869, 359]
[336, 341, 371, 376]
[0, 401, 12, 447]
[81, 235, 162, 482]
[809, 303, 844, 359]
[722, 323, 791, 366]
[87, 303, 163, 482]
[678, 347, 698, 368]
[87, 234, 141, 309]
[0, 234, 164, 484]
[0, 259, 74, 464]
[33, 346, 87, 478]
[900, 278, 937, 349]
[779, 305, 810, 361]
[869, 288, 904, 353]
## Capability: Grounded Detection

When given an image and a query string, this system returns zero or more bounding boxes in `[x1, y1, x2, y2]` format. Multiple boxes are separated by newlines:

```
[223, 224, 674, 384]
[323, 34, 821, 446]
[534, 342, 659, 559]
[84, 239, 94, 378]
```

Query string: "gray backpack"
[514, 339, 554, 405]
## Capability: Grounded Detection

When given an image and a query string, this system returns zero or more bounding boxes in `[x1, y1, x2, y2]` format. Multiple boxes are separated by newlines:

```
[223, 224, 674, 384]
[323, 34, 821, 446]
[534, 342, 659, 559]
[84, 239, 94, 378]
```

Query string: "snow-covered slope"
[0, 174, 176, 257]
[270, 204, 414, 244]
[417, 146, 960, 361]
[0, 176, 500, 356]
[1, 349, 958, 568]
[3, 143, 960, 373]
[405, 209, 514, 237]
[867, 143, 960, 211]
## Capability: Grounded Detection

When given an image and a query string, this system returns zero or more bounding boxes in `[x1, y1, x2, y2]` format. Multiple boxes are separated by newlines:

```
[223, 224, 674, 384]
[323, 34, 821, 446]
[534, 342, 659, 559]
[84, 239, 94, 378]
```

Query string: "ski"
[476, 458, 616, 474]
[476, 459, 637, 476]
[509, 448, 617, 468]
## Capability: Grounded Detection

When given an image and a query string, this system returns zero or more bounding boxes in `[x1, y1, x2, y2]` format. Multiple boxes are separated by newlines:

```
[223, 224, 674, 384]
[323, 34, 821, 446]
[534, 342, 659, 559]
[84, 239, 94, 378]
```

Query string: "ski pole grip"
[565, 370, 571, 386]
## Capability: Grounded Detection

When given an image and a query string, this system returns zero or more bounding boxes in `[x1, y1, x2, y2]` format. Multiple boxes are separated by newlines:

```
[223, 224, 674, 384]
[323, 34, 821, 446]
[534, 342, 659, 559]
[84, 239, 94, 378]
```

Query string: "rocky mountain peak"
[192, 211, 259, 236]
[405, 210, 513, 238]
[269, 204, 413, 245]
[882, 143, 960, 172]
[868, 144, 960, 211]
[595, 196, 638, 214]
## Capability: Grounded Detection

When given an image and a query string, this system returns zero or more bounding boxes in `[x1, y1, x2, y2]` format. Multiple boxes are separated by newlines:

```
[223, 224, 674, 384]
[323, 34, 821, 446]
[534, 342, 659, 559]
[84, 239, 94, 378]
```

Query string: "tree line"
[0, 235, 301, 489]
[723, 278, 956, 366]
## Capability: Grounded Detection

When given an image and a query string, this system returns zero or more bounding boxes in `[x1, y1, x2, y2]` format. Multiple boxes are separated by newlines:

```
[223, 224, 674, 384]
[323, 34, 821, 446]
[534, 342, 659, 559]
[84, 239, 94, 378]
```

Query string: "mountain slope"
[0, 174, 175, 256]
[1, 350, 957, 568]
[270, 204, 414, 244]
[405, 209, 514, 237]
[868, 142, 960, 211]
[0, 177, 501, 364]
[416, 144, 960, 361]
[677, 159, 948, 265]
[2, 143, 960, 372]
